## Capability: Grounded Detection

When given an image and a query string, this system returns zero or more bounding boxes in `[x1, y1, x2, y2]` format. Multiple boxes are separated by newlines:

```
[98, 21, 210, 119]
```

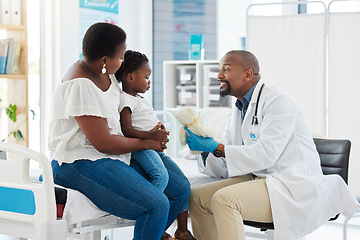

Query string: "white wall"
[216, 0, 251, 58]
[40, 0, 61, 156]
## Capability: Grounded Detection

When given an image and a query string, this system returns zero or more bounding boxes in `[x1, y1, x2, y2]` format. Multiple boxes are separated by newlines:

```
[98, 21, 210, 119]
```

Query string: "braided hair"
[115, 50, 149, 82]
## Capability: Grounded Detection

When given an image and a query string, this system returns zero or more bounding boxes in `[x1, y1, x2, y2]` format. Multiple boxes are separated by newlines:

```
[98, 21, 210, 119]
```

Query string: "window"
[28, 0, 41, 152]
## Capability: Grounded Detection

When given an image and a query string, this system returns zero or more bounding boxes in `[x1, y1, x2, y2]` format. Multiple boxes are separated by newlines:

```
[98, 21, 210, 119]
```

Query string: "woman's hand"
[75, 115, 164, 155]
[144, 139, 167, 152]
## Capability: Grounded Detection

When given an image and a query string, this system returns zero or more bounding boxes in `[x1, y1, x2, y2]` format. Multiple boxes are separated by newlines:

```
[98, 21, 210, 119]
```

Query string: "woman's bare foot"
[174, 229, 196, 240]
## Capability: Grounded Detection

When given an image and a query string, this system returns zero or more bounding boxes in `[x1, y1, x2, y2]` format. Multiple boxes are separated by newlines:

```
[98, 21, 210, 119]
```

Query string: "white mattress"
[47, 158, 221, 225]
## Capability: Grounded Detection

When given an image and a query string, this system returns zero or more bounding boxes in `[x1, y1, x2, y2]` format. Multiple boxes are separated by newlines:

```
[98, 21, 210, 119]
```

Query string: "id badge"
[250, 131, 257, 144]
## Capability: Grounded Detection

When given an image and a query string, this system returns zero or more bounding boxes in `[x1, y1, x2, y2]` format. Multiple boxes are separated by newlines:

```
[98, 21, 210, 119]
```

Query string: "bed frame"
[0, 142, 68, 239]
[0, 142, 138, 240]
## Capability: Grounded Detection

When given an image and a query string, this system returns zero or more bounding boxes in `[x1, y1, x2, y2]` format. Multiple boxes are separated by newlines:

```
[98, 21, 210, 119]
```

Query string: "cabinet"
[163, 60, 232, 110]
[0, 0, 28, 147]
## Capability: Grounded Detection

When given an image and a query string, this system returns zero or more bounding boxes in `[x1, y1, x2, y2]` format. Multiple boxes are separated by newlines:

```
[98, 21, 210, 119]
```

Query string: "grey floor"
[1, 214, 359, 240]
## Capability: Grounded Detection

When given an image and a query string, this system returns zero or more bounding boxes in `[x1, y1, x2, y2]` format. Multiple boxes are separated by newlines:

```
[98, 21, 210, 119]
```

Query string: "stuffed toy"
[175, 107, 214, 155]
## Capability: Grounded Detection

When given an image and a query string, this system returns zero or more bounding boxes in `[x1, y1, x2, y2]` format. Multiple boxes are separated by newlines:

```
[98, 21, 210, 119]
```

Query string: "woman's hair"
[115, 50, 149, 82]
[82, 22, 126, 62]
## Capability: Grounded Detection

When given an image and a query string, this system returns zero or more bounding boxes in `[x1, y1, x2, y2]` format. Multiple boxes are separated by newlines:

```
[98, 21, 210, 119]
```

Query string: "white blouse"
[48, 74, 131, 165]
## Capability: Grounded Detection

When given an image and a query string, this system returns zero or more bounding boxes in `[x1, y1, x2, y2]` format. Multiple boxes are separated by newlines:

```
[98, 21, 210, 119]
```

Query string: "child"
[115, 50, 195, 240]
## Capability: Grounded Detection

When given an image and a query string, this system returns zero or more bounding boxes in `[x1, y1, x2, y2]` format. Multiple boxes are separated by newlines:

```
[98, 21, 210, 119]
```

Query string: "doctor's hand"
[185, 126, 219, 153]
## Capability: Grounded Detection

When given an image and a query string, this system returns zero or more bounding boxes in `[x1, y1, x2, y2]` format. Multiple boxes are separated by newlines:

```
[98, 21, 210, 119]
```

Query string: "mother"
[49, 22, 190, 240]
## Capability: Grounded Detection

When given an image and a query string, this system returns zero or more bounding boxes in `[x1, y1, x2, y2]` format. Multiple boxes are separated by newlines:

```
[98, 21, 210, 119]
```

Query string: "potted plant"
[0, 97, 34, 143]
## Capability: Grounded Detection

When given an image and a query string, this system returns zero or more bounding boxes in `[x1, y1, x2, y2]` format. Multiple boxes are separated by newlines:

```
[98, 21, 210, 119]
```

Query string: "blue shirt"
[235, 82, 258, 120]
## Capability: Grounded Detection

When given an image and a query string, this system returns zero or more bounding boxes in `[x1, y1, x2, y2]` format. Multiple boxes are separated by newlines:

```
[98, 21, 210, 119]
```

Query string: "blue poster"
[79, 0, 119, 58]
[80, 0, 118, 14]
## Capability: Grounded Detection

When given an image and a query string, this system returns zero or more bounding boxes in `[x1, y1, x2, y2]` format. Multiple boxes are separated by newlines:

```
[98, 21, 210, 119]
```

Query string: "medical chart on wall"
[79, 0, 119, 58]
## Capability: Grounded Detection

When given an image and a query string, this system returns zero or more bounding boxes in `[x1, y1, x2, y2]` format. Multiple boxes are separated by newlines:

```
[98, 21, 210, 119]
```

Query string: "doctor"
[185, 50, 359, 240]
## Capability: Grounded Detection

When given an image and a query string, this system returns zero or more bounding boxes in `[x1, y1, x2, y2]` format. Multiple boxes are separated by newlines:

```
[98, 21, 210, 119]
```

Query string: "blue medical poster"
[79, 0, 119, 58]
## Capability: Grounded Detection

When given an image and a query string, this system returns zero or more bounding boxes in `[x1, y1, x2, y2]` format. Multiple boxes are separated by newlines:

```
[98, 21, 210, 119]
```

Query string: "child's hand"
[158, 121, 167, 131]
[150, 122, 170, 142]
[152, 130, 169, 142]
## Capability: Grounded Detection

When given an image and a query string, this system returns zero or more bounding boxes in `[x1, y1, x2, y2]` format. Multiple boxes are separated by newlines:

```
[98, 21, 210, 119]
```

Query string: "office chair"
[243, 138, 351, 240]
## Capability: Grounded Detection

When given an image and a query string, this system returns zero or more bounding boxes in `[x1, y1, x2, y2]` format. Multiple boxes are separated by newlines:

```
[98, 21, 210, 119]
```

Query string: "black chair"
[243, 138, 351, 240]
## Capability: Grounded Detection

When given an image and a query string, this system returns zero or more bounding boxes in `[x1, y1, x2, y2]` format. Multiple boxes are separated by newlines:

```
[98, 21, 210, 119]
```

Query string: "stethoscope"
[251, 83, 265, 125]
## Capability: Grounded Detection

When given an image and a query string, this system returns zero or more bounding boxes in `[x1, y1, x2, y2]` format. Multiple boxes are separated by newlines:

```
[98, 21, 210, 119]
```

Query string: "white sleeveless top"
[48, 74, 131, 165]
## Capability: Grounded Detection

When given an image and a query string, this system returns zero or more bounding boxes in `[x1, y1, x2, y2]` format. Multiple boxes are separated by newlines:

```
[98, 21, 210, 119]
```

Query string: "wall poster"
[79, 0, 119, 58]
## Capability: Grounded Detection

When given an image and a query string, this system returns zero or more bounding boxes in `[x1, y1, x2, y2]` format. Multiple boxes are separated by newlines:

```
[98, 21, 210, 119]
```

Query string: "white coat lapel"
[241, 82, 264, 143]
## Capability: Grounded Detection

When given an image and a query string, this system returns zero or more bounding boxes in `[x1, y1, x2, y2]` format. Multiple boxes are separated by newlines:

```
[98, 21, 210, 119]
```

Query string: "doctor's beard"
[220, 81, 231, 97]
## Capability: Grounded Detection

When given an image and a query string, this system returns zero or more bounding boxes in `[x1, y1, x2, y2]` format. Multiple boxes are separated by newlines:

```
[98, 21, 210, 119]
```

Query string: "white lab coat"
[197, 83, 359, 240]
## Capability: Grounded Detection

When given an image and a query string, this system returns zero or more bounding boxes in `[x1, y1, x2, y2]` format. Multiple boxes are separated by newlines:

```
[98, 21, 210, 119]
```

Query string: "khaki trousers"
[189, 174, 273, 240]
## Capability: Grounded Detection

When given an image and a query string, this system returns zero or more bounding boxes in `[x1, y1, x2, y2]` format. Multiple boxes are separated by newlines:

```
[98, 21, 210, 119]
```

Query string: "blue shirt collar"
[235, 82, 258, 113]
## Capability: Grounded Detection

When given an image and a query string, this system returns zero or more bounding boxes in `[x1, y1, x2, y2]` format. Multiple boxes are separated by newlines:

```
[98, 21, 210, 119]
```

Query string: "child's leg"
[175, 211, 196, 240]
[176, 211, 189, 232]
[158, 152, 196, 239]
[158, 151, 187, 179]
[132, 149, 169, 192]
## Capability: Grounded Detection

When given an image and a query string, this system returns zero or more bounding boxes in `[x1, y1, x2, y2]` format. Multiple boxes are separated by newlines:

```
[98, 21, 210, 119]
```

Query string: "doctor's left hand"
[185, 126, 219, 153]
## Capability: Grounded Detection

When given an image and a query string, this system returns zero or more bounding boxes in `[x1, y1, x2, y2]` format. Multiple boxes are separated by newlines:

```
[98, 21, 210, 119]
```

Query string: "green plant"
[0, 98, 35, 142]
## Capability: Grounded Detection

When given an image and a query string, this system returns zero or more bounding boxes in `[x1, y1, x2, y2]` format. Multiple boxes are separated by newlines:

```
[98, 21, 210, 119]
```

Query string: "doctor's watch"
[212, 143, 224, 157]
[213, 149, 222, 157]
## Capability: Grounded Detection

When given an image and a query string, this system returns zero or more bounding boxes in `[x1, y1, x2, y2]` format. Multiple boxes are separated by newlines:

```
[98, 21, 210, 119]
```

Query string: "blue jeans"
[130, 151, 189, 211]
[131, 150, 169, 192]
[51, 158, 190, 240]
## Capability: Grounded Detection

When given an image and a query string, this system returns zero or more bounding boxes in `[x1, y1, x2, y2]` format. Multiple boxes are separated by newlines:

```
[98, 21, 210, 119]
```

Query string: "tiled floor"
[104, 214, 360, 240]
[1, 214, 359, 239]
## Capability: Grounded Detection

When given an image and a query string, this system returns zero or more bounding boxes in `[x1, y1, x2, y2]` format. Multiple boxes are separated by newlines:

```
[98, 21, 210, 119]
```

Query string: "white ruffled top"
[48, 74, 131, 165]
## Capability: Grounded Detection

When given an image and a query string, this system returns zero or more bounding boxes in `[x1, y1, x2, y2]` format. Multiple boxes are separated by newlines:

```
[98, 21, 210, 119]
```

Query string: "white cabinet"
[163, 60, 232, 110]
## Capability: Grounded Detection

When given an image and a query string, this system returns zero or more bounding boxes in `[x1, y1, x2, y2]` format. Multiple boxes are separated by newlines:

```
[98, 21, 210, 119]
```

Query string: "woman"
[49, 22, 191, 240]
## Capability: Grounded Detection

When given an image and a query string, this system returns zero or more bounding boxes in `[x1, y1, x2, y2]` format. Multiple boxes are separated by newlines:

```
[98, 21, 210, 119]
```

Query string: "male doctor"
[185, 50, 359, 240]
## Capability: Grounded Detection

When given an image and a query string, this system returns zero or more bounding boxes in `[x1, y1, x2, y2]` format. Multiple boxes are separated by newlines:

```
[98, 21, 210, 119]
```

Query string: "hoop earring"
[102, 63, 106, 74]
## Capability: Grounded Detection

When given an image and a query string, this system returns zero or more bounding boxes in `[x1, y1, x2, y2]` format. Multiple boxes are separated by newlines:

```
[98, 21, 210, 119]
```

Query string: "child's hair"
[115, 50, 149, 82]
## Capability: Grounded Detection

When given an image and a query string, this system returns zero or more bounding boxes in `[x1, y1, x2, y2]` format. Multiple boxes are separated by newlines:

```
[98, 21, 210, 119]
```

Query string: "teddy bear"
[175, 107, 214, 155]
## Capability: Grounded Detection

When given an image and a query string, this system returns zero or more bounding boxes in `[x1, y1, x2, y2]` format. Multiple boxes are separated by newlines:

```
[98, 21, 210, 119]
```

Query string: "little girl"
[115, 50, 195, 240]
